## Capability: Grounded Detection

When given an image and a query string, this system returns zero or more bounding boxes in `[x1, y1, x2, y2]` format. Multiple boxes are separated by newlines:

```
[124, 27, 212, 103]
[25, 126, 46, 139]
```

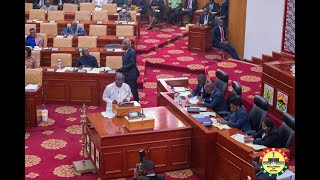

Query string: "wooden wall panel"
[228, 0, 247, 59]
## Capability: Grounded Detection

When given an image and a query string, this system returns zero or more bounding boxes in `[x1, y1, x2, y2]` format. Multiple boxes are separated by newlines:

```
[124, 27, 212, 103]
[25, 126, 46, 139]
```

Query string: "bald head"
[81, 48, 89, 56]
[115, 73, 125, 87]
[204, 82, 215, 94]
[121, 38, 131, 50]
[71, 20, 78, 30]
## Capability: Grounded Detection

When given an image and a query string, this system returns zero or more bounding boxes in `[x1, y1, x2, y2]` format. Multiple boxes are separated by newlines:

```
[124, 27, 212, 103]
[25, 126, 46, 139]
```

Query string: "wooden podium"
[261, 61, 295, 119]
[188, 25, 212, 53]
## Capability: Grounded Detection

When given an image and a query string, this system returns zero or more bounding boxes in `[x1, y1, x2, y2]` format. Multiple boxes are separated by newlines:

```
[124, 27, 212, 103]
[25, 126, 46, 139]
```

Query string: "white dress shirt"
[92, 0, 113, 6]
[102, 82, 132, 111]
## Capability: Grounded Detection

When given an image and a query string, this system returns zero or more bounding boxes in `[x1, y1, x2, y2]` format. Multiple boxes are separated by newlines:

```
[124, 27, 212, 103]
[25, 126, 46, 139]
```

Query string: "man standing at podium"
[119, 38, 140, 102]
[102, 73, 132, 111]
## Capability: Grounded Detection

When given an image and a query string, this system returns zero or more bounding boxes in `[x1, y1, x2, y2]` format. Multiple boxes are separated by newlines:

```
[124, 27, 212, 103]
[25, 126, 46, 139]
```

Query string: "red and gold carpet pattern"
[25, 104, 200, 180]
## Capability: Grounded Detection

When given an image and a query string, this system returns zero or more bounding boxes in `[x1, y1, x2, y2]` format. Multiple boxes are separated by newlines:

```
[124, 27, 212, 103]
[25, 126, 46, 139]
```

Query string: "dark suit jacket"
[203, 2, 220, 12]
[191, 84, 210, 99]
[203, 88, 227, 112]
[252, 128, 280, 148]
[198, 13, 215, 26]
[256, 171, 276, 180]
[184, 0, 198, 11]
[225, 106, 251, 132]
[120, 48, 140, 80]
[212, 25, 227, 46]
[220, 0, 229, 18]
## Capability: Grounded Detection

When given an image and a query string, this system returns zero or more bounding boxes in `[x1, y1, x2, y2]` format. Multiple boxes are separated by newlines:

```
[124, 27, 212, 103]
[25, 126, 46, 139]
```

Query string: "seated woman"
[217, 96, 251, 132]
[146, 0, 164, 30]
[25, 46, 37, 69]
[26, 28, 44, 48]
[118, 5, 132, 21]
[244, 118, 280, 148]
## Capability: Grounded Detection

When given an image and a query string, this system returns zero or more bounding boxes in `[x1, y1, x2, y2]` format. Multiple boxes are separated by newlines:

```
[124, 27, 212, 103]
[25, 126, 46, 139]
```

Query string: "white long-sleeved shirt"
[102, 82, 132, 111]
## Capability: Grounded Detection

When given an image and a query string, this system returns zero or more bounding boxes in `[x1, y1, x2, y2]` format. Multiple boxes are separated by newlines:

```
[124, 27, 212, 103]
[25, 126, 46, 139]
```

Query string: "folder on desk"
[187, 107, 200, 113]
[195, 117, 213, 126]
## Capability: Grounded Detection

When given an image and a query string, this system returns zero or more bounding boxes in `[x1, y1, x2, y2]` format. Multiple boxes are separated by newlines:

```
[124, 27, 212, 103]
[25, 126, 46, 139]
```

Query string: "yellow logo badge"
[260, 148, 288, 177]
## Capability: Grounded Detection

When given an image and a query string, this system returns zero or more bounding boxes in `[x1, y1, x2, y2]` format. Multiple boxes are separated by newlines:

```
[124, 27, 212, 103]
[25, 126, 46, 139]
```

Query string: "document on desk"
[188, 96, 199, 104]
[173, 87, 186, 92]
[231, 133, 245, 143]
[25, 84, 39, 91]
[199, 107, 207, 111]
[83, 67, 92, 71]
[113, 49, 123, 52]
[212, 122, 231, 130]
[200, 112, 216, 117]
[56, 69, 65, 72]
[101, 111, 115, 118]
[191, 114, 205, 118]
[178, 91, 191, 97]
[245, 143, 267, 151]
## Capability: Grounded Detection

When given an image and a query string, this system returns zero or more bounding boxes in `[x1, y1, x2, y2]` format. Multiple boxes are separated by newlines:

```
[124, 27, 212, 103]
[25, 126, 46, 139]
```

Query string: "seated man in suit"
[26, 28, 44, 48]
[76, 48, 99, 68]
[202, 0, 220, 13]
[244, 118, 280, 148]
[61, 20, 87, 36]
[177, 0, 198, 26]
[212, 18, 240, 60]
[217, 96, 251, 132]
[118, 4, 132, 21]
[188, 74, 210, 99]
[198, 7, 215, 27]
[197, 82, 227, 113]
[252, 156, 276, 180]
[102, 73, 132, 111]
[40, 0, 56, 11]
[133, 159, 165, 180]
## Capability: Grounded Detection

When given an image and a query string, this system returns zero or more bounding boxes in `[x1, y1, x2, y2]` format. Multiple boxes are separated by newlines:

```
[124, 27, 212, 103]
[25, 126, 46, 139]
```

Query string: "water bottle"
[57, 59, 62, 69]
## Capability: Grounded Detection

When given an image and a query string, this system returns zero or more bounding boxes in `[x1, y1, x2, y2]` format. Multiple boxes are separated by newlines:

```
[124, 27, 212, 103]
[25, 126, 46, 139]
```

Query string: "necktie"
[220, 27, 225, 42]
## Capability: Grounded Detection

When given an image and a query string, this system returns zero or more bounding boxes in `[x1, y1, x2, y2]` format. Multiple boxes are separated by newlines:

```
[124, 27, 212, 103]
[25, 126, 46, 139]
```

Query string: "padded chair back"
[75, 11, 91, 21]
[80, 3, 95, 11]
[37, 33, 48, 47]
[128, 11, 136, 21]
[31, 50, 41, 68]
[25, 24, 37, 35]
[78, 36, 97, 48]
[25, 68, 43, 86]
[89, 25, 107, 36]
[278, 112, 295, 148]
[51, 53, 72, 68]
[40, 23, 58, 35]
[48, 11, 65, 21]
[92, 10, 109, 21]
[53, 37, 73, 47]
[25, 3, 33, 12]
[226, 81, 242, 110]
[102, 4, 117, 13]
[213, 69, 228, 95]
[29, 9, 46, 21]
[90, 52, 101, 67]
[105, 56, 122, 69]
[63, 3, 79, 12]
[248, 95, 268, 132]
[116, 25, 134, 37]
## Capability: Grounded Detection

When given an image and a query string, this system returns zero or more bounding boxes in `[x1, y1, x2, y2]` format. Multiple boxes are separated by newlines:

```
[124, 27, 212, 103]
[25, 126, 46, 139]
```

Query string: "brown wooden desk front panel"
[43, 71, 115, 106]
[188, 25, 212, 53]
[26, 20, 140, 38]
[25, 86, 43, 127]
[85, 106, 192, 179]
[261, 61, 295, 119]
[40, 47, 125, 67]
[46, 35, 136, 49]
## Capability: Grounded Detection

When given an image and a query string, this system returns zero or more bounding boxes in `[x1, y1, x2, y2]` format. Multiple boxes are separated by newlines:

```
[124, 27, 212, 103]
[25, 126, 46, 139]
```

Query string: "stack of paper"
[173, 87, 186, 92]
[87, 68, 100, 74]
[199, 107, 207, 111]
[56, 69, 65, 72]
[113, 49, 123, 52]
[25, 84, 39, 91]
[244, 143, 267, 151]
[231, 133, 245, 143]
[101, 111, 115, 118]
[82, 67, 92, 71]
[212, 122, 231, 130]
[188, 96, 199, 104]
[99, 67, 111, 72]
[178, 91, 191, 97]
[200, 112, 216, 117]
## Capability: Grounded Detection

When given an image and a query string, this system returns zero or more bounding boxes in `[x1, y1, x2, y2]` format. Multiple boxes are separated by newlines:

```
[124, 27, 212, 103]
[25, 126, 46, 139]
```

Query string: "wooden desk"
[261, 61, 295, 119]
[157, 78, 290, 180]
[46, 35, 137, 49]
[25, 85, 43, 127]
[39, 47, 125, 67]
[25, 20, 140, 38]
[188, 25, 212, 53]
[43, 70, 115, 106]
[85, 106, 192, 179]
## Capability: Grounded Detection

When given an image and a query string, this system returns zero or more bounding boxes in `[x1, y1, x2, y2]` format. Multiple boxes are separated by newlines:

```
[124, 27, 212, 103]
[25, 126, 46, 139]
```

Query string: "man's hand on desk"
[244, 135, 254, 143]
[217, 118, 227, 124]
